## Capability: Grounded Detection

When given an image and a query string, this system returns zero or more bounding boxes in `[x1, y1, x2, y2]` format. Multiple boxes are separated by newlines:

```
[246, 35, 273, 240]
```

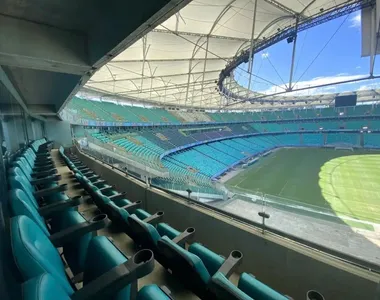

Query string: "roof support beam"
[110, 57, 229, 63]
[0, 104, 55, 116]
[0, 66, 45, 121]
[300, 0, 317, 15]
[152, 28, 251, 42]
[0, 15, 89, 75]
[263, 0, 300, 17]
[114, 79, 216, 95]
[89, 69, 221, 83]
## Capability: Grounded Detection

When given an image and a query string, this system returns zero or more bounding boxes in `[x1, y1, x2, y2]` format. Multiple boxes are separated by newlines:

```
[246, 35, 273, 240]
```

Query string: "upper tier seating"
[67, 97, 181, 123]
[171, 110, 212, 122]
[68, 97, 114, 121]
[65, 97, 380, 127]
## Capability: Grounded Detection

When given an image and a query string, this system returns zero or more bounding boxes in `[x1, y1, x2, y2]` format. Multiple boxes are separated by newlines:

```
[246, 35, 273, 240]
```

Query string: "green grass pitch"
[226, 148, 380, 230]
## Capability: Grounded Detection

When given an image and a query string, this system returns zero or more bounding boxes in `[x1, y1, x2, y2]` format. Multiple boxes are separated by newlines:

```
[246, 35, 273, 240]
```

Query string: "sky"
[235, 10, 380, 97]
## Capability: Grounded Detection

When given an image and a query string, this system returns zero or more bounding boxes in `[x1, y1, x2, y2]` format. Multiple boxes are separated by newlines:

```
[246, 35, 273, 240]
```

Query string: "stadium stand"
[363, 133, 380, 148]
[325, 133, 360, 146]
[65, 98, 380, 129]
[67, 97, 181, 123]
[302, 134, 324, 146]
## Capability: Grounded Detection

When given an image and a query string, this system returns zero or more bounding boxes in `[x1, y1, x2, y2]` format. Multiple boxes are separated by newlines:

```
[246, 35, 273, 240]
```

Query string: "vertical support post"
[185, 61, 194, 106]
[247, 0, 258, 94]
[370, 7, 376, 77]
[149, 67, 157, 100]
[175, 12, 180, 32]
[22, 110, 29, 144]
[200, 36, 210, 103]
[288, 17, 299, 91]
[141, 36, 149, 91]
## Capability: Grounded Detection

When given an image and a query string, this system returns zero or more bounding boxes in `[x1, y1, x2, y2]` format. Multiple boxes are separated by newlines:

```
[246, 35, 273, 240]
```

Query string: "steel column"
[288, 17, 299, 91]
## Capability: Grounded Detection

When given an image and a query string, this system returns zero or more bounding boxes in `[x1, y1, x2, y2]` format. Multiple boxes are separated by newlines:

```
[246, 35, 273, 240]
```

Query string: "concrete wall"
[75, 148, 380, 300]
[72, 125, 85, 138]
[2, 117, 27, 152]
[45, 120, 72, 147]
[30, 119, 44, 140]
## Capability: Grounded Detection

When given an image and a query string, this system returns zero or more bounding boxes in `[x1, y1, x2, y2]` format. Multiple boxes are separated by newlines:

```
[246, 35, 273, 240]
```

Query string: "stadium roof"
[84, 0, 376, 110]
[0, 0, 189, 120]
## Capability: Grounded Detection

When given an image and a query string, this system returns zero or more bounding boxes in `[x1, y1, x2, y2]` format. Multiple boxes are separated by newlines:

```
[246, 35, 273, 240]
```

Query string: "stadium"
[1, 0, 380, 300]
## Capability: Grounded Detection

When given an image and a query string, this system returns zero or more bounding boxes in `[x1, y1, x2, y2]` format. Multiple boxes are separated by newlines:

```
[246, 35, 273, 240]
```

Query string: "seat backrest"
[156, 223, 180, 241]
[9, 189, 49, 235]
[105, 201, 131, 223]
[8, 174, 37, 201]
[188, 243, 225, 277]
[138, 285, 171, 300]
[74, 173, 93, 194]
[10, 216, 74, 295]
[134, 209, 151, 220]
[83, 236, 132, 299]
[22, 150, 35, 168]
[128, 214, 161, 247]
[238, 272, 288, 300]
[27, 147, 37, 158]
[209, 272, 253, 300]
[157, 236, 211, 284]
[13, 158, 33, 179]
[9, 165, 31, 183]
[22, 273, 71, 300]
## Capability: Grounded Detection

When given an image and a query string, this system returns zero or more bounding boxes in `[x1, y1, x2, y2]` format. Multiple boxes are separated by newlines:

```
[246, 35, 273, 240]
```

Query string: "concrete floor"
[51, 149, 201, 299]
[211, 197, 380, 267]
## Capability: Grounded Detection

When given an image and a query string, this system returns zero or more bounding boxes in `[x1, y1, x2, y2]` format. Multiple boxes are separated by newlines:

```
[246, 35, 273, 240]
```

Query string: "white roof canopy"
[85, 0, 363, 109]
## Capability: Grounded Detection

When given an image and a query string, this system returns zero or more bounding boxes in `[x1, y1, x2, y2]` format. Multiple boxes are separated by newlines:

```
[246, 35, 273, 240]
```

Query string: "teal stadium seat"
[157, 238, 243, 299]
[11, 215, 169, 299]
[238, 273, 289, 300]
[8, 188, 93, 275]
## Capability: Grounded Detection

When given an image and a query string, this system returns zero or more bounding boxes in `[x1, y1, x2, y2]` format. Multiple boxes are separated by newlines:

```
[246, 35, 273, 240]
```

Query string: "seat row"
[6, 139, 171, 299]
[60, 146, 292, 300]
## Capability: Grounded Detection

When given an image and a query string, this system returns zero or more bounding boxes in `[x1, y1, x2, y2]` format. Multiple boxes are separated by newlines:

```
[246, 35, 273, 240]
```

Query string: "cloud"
[358, 82, 380, 91]
[356, 66, 361, 69]
[349, 13, 361, 28]
[261, 52, 269, 59]
[257, 73, 368, 96]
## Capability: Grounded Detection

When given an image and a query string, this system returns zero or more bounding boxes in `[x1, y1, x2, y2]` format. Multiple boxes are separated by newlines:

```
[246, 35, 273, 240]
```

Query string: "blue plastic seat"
[22, 273, 170, 300]
[210, 272, 253, 300]
[13, 216, 169, 299]
[9, 172, 68, 205]
[238, 273, 289, 300]
[128, 214, 197, 272]
[9, 190, 92, 275]
[157, 239, 242, 299]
